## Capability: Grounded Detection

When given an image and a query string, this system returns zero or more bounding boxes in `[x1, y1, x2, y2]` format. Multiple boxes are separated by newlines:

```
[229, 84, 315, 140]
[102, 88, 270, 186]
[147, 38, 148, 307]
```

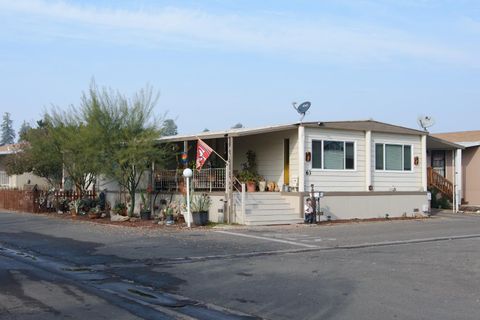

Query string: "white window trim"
[374, 143, 414, 173]
[311, 139, 357, 172]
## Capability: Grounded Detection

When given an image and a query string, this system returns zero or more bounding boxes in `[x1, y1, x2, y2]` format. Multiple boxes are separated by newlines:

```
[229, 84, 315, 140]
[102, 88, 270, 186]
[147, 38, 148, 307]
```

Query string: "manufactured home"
[0, 144, 49, 189]
[157, 120, 450, 225]
[431, 130, 480, 207]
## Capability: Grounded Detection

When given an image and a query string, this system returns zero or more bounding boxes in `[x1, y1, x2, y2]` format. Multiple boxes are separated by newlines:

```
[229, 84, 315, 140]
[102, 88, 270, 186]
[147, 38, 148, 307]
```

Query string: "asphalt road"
[1, 211, 479, 319]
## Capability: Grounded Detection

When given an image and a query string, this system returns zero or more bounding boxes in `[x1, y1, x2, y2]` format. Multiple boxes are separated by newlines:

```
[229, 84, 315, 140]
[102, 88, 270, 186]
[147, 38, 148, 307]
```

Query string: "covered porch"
[426, 136, 464, 211]
[156, 125, 303, 225]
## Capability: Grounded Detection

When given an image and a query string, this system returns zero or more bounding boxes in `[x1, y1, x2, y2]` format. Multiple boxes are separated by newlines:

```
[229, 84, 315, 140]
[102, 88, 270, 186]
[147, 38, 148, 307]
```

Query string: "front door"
[284, 139, 290, 185]
[431, 150, 446, 177]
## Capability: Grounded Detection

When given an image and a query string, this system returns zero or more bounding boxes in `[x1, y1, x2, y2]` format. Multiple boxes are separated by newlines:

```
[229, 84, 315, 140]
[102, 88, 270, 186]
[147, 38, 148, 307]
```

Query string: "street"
[1, 211, 479, 320]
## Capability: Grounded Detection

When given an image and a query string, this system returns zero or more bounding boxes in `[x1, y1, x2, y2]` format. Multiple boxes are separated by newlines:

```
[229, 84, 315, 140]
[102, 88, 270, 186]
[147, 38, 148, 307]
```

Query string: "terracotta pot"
[71, 209, 77, 217]
[246, 181, 256, 192]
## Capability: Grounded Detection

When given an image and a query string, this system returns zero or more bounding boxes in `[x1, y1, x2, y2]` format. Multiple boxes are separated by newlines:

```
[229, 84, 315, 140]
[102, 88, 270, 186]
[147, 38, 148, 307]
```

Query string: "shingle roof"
[432, 130, 480, 143]
[0, 144, 21, 155]
[158, 120, 426, 142]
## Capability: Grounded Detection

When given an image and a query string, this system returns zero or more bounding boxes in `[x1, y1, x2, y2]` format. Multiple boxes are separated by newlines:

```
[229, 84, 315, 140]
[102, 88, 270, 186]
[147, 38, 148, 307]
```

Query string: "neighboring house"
[0, 144, 49, 189]
[432, 131, 480, 207]
[158, 120, 442, 225]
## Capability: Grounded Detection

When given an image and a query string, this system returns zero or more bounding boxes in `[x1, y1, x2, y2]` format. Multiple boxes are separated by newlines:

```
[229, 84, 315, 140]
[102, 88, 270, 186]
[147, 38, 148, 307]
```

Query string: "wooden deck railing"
[427, 167, 453, 199]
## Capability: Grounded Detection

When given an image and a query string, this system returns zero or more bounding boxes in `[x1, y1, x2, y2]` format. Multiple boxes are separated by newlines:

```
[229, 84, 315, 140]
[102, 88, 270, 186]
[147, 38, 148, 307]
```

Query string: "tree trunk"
[129, 189, 135, 217]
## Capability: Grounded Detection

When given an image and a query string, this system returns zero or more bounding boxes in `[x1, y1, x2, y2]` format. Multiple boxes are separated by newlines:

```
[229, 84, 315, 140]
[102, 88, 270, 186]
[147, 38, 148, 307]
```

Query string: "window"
[312, 141, 322, 169]
[375, 144, 384, 170]
[375, 143, 412, 171]
[312, 140, 355, 170]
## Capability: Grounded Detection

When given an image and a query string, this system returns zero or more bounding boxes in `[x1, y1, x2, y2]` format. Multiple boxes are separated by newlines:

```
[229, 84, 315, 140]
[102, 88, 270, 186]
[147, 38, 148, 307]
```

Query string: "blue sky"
[1, 0, 479, 135]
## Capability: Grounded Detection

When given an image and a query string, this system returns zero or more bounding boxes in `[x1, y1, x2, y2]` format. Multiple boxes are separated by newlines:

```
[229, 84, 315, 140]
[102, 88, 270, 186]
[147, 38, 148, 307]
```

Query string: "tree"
[1, 112, 16, 145]
[82, 83, 169, 216]
[47, 110, 100, 195]
[18, 121, 31, 142]
[3, 119, 62, 188]
[162, 119, 178, 136]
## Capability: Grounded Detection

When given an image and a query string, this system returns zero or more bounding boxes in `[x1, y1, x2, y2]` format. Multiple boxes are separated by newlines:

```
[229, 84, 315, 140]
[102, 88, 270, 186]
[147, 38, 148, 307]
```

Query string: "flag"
[196, 139, 213, 170]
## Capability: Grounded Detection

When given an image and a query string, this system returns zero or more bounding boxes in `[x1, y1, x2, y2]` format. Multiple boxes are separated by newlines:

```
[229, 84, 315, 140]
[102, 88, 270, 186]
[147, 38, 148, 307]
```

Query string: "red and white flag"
[196, 139, 213, 170]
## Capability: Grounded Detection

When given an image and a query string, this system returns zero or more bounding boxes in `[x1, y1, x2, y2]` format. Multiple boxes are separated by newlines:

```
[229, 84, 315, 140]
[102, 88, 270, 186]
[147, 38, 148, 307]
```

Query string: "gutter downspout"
[365, 130, 372, 191]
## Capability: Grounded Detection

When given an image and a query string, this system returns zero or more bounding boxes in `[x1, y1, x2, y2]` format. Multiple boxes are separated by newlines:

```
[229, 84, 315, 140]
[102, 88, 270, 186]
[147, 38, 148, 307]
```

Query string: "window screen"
[312, 141, 322, 169]
[385, 144, 402, 170]
[324, 141, 344, 170]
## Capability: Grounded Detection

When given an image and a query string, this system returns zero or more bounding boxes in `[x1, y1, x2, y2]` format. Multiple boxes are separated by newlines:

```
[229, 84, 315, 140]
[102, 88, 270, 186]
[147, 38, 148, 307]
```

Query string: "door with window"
[431, 150, 446, 177]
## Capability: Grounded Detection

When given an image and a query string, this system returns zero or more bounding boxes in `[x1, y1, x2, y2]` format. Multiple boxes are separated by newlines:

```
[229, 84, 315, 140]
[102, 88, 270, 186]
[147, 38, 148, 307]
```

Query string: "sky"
[1, 0, 479, 135]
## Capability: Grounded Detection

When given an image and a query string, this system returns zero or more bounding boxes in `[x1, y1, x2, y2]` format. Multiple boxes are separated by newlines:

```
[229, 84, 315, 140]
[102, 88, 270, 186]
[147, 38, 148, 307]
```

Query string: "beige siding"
[372, 133, 423, 191]
[463, 147, 480, 205]
[234, 130, 298, 188]
[304, 128, 366, 192]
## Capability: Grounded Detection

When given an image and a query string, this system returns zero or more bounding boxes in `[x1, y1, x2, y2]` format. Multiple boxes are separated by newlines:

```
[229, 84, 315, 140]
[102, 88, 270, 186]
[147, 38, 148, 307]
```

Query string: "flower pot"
[258, 181, 266, 192]
[200, 211, 209, 225]
[140, 210, 151, 220]
[192, 212, 201, 226]
[246, 181, 256, 192]
[71, 209, 77, 217]
[192, 211, 208, 226]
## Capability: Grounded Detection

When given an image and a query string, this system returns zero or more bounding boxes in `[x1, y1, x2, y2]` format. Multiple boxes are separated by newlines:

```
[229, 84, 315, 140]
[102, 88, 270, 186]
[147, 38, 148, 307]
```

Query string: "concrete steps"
[243, 192, 302, 226]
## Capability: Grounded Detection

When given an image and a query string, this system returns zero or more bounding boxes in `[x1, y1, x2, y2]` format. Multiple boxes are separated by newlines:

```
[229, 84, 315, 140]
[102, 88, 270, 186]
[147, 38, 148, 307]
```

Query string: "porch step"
[245, 218, 304, 226]
[242, 192, 302, 226]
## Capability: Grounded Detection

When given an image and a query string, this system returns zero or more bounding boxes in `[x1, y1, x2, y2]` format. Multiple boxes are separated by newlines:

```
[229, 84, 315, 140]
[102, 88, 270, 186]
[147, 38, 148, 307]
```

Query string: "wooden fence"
[0, 189, 96, 213]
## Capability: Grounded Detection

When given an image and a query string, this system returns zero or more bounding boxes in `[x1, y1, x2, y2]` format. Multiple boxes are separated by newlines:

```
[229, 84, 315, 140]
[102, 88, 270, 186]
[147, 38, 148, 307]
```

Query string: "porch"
[155, 126, 303, 225]
[426, 136, 464, 211]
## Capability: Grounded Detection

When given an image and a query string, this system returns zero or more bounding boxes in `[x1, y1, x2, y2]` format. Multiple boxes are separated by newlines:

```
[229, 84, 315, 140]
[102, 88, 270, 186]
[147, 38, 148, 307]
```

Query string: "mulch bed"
[2, 209, 431, 230]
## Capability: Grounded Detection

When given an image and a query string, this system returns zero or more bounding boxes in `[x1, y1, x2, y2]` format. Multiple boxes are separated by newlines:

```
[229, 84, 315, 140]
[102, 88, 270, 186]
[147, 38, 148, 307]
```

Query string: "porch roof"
[427, 136, 464, 150]
[432, 130, 480, 148]
[157, 123, 298, 142]
[157, 119, 427, 143]
[0, 144, 21, 155]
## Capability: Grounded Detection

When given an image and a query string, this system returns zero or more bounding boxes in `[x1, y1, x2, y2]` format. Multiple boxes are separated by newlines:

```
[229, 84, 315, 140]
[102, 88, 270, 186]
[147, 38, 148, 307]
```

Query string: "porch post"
[226, 136, 234, 223]
[183, 141, 188, 168]
[421, 135, 427, 192]
[365, 130, 372, 191]
[298, 125, 305, 193]
[452, 150, 456, 213]
[455, 148, 462, 212]
[150, 161, 155, 214]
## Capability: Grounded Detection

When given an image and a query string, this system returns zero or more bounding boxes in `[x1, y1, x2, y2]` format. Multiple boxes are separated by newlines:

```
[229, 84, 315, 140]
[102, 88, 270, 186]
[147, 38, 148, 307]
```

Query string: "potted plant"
[191, 193, 211, 226]
[78, 198, 95, 216]
[112, 202, 127, 216]
[238, 150, 259, 192]
[139, 191, 151, 220]
[238, 170, 258, 192]
[88, 205, 101, 219]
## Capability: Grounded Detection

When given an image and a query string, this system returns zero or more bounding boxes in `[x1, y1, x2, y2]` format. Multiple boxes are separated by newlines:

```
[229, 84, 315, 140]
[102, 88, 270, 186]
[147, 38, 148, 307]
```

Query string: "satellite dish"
[292, 101, 311, 122]
[417, 115, 435, 131]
